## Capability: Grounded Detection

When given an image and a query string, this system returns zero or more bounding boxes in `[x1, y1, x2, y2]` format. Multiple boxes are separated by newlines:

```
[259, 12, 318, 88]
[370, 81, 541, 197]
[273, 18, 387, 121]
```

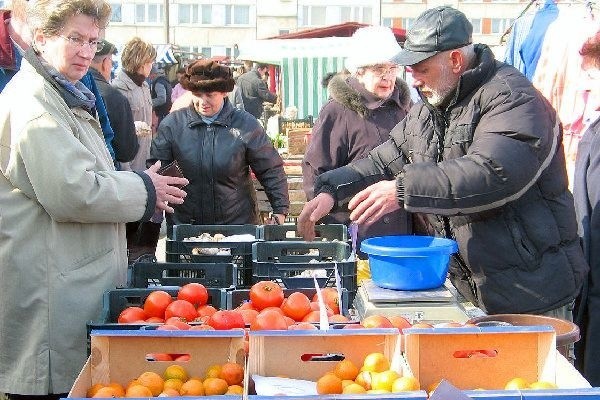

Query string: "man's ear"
[449, 50, 465, 73]
[33, 29, 46, 51]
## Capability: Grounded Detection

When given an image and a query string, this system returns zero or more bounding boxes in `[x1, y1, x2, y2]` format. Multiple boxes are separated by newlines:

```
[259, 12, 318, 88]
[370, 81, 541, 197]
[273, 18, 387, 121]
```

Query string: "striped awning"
[282, 56, 346, 120]
[154, 44, 177, 64]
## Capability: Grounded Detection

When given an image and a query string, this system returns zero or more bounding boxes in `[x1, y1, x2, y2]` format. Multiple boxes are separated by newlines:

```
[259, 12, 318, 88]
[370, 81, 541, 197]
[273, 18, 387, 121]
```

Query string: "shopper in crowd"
[149, 59, 289, 234]
[298, 6, 588, 319]
[573, 30, 600, 385]
[89, 38, 139, 168]
[170, 66, 186, 102]
[149, 63, 172, 127]
[302, 26, 413, 251]
[0, 0, 188, 397]
[112, 37, 160, 262]
[236, 62, 277, 119]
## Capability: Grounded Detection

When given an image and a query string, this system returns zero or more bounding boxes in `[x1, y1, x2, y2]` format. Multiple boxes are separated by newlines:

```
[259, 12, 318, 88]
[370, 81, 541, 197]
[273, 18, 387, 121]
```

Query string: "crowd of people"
[1, 0, 600, 397]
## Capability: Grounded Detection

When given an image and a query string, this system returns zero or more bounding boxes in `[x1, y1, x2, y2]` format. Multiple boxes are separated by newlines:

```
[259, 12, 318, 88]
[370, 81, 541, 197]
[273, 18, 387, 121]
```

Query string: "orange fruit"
[105, 382, 126, 397]
[137, 371, 164, 396]
[392, 376, 420, 392]
[205, 364, 222, 379]
[203, 377, 229, 395]
[180, 378, 205, 396]
[343, 383, 367, 394]
[163, 378, 184, 393]
[219, 362, 244, 386]
[164, 365, 188, 382]
[333, 359, 359, 381]
[316, 373, 343, 394]
[226, 384, 244, 394]
[92, 386, 121, 398]
[158, 388, 180, 397]
[125, 384, 153, 398]
[361, 352, 390, 373]
[505, 377, 530, 390]
[341, 379, 355, 388]
[125, 379, 140, 390]
[86, 383, 105, 397]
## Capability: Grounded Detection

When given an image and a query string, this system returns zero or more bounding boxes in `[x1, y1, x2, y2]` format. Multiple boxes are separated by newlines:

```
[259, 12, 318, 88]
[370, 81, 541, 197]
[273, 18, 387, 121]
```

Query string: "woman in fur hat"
[302, 26, 414, 254]
[149, 59, 289, 235]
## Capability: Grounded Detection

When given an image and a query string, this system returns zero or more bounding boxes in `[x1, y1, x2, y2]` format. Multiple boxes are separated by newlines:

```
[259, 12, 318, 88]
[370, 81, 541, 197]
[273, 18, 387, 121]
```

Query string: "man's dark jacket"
[149, 99, 289, 227]
[89, 67, 139, 163]
[316, 44, 588, 315]
[236, 69, 277, 119]
[151, 75, 172, 122]
[303, 75, 413, 244]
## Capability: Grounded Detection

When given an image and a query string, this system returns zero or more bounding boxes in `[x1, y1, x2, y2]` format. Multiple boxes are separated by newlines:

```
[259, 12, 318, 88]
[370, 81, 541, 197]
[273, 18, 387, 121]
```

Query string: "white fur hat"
[345, 26, 402, 73]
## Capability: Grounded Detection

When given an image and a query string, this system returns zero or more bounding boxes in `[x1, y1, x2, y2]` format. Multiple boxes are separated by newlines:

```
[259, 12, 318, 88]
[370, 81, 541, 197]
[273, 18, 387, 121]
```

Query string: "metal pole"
[164, 0, 170, 43]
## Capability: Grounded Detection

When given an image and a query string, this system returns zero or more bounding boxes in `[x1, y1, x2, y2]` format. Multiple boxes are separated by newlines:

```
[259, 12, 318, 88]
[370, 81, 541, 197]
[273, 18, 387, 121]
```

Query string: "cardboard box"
[69, 329, 245, 398]
[404, 326, 558, 391]
[247, 328, 427, 399]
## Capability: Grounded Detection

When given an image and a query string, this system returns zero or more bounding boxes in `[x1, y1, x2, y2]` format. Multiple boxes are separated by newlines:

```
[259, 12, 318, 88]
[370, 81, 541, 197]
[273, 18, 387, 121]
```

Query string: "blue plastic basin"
[360, 235, 458, 290]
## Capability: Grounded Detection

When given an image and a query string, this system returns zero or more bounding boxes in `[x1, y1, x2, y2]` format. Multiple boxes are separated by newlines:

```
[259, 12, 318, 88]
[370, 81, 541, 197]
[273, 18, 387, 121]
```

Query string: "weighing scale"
[353, 279, 486, 324]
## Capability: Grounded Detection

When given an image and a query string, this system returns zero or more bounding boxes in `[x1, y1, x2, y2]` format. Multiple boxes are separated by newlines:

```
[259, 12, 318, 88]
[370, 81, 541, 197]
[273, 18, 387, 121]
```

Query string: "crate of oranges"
[69, 329, 246, 398]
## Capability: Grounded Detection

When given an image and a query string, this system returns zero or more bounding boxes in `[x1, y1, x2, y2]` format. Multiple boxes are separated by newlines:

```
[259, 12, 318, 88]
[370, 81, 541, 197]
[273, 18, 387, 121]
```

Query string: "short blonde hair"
[28, 0, 111, 36]
[121, 37, 156, 73]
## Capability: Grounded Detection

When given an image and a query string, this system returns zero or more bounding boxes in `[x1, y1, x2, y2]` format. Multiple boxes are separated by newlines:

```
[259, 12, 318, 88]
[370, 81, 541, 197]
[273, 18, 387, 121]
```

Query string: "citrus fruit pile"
[86, 362, 244, 397]
[315, 352, 420, 395]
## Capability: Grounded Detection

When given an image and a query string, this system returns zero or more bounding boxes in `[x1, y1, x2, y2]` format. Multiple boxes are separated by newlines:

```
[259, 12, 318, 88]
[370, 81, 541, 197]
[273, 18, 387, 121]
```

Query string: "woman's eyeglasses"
[58, 35, 104, 52]
[367, 65, 399, 78]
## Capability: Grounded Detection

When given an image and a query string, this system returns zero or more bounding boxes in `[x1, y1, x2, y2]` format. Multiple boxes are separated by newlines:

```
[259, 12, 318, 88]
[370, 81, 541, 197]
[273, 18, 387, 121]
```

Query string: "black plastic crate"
[258, 224, 348, 242]
[227, 287, 351, 317]
[131, 262, 236, 288]
[252, 241, 356, 303]
[166, 224, 260, 287]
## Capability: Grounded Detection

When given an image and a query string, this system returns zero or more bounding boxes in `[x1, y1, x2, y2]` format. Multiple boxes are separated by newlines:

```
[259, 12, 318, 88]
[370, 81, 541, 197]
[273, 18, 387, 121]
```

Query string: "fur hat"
[180, 59, 235, 93]
[344, 26, 402, 73]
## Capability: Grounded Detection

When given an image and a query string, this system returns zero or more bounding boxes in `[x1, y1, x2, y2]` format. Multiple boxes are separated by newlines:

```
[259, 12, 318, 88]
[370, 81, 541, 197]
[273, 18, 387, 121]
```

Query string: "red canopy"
[268, 22, 406, 43]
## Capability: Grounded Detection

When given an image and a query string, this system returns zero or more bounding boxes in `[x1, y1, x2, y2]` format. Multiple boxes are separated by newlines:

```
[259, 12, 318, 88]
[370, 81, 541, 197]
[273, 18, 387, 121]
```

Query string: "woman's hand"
[297, 193, 334, 241]
[145, 161, 189, 213]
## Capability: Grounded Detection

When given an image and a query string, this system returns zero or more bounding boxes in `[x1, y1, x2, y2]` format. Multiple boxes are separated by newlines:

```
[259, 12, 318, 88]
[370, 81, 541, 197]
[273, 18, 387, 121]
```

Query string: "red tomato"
[249, 281, 284, 310]
[239, 309, 259, 326]
[236, 301, 256, 311]
[196, 304, 217, 318]
[143, 290, 173, 319]
[156, 324, 180, 330]
[309, 302, 334, 316]
[165, 316, 192, 330]
[145, 316, 165, 324]
[328, 314, 350, 323]
[250, 309, 288, 331]
[118, 306, 147, 323]
[362, 315, 394, 329]
[189, 324, 215, 331]
[312, 287, 340, 314]
[288, 322, 318, 331]
[177, 283, 209, 307]
[302, 310, 322, 323]
[388, 316, 413, 333]
[164, 299, 198, 322]
[281, 292, 311, 321]
[206, 310, 245, 330]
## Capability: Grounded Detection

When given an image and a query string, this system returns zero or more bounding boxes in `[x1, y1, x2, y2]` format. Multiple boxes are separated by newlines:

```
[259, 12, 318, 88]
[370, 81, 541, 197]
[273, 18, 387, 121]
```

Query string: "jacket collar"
[115, 69, 148, 90]
[0, 10, 16, 70]
[186, 98, 236, 128]
[328, 74, 412, 118]
[89, 67, 108, 84]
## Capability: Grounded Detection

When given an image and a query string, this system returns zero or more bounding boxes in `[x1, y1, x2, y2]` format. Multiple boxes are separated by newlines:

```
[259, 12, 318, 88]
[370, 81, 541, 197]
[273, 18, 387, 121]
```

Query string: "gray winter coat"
[303, 75, 413, 243]
[150, 99, 289, 227]
[316, 45, 588, 314]
[236, 69, 277, 119]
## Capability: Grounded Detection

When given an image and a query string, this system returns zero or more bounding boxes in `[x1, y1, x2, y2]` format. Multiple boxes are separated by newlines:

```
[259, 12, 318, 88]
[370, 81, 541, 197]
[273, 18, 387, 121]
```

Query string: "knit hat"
[180, 59, 235, 93]
[344, 26, 402, 73]
[392, 6, 473, 66]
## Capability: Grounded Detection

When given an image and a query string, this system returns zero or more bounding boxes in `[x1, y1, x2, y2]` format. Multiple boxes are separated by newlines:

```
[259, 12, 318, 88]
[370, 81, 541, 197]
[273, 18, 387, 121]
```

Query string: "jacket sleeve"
[245, 118, 289, 215]
[108, 93, 139, 163]
[302, 102, 349, 200]
[256, 80, 277, 104]
[13, 112, 152, 223]
[152, 81, 168, 108]
[148, 114, 176, 166]
[402, 84, 559, 215]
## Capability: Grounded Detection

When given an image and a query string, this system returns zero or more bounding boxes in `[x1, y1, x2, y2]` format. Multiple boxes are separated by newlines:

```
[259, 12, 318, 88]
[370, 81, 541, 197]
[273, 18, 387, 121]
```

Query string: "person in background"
[112, 37, 159, 263]
[228, 80, 245, 111]
[302, 26, 413, 252]
[0, 0, 188, 397]
[149, 63, 172, 127]
[573, 30, 600, 385]
[298, 7, 588, 322]
[149, 59, 289, 233]
[89, 38, 138, 168]
[236, 62, 277, 119]
[170, 66, 186, 102]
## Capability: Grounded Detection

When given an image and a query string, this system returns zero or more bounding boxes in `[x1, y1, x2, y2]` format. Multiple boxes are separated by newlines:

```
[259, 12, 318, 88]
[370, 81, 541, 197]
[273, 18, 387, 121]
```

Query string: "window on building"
[300, 5, 327, 26]
[201, 47, 211, 58]
[201, 5, 212, 24]
[225, 5, 250, 25]
[337, 6, 372, 24]
[491, 18, 513, 34]
[382, 17, 393, 27]
[135, 3, 163, 24]
[178, 4, 199, 24]
[110, 3, 122, 22]
[135, 4, 145, 23]
[470, 18, 482, 34]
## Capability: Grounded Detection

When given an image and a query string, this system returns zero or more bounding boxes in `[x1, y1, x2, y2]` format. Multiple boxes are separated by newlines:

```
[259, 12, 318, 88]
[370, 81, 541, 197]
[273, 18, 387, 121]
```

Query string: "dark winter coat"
[236, 69, 277, 119]
[89, 67, 139, 163]
[149, 99, 289, 227]
[303, 75, 413, 243]
[573, 115, 600, 385]
[316, 44, 588, 315]
[151, 75, 172, 122]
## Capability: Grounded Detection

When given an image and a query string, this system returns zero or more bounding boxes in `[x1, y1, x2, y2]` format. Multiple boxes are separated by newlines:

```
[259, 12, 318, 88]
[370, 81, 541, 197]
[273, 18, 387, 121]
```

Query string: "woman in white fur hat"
[302, 26, 413, 253]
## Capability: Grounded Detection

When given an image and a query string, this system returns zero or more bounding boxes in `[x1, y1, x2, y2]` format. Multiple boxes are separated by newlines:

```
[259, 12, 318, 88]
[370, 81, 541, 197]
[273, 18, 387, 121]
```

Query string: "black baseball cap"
[95, 39, 117, 57]
[393, 6, 473, 66]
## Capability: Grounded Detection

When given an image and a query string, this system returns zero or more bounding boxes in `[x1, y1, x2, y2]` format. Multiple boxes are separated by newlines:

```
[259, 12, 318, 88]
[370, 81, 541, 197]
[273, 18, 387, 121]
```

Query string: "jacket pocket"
[62, 246, 112, 276]
[505, 208, 540, 269]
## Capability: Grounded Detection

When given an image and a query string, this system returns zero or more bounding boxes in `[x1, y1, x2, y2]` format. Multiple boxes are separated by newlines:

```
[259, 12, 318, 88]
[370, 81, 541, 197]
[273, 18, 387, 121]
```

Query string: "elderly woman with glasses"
[302, 26, 413, 254]
[0, 0, 188, 398]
